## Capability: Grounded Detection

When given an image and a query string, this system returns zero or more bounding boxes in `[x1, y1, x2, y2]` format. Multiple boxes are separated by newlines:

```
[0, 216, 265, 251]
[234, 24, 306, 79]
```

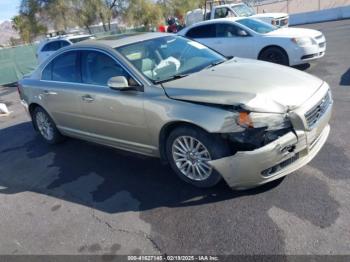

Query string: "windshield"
[237, 18, 277, 34]
[231, 4, 255, 17]
[116, 36, 226, 83]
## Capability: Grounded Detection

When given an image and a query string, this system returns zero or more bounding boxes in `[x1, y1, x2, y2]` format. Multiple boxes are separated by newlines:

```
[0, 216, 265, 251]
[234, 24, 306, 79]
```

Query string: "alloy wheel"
[172, 136, 213, 181]
[36, 111, 54, 141]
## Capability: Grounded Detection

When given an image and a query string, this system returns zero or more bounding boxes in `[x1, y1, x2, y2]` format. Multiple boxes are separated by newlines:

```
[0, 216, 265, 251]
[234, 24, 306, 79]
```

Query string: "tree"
[12, 15, 29, 43]
[158, 0, 202, 21]
[103, 0, 129, 30]
[14, 0, 47, 42]
[46, 0, 74, 31]
[125, 0, 163, 31]
[71, 0, 103, 34]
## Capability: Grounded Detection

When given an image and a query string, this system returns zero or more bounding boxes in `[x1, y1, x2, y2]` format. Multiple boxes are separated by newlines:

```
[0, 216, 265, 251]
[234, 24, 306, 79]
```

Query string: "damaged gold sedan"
[18, 33, 333, 190]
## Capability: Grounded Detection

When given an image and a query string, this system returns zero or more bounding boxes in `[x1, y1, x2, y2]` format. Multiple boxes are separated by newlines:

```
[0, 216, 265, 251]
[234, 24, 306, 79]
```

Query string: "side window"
[52, 51, 80, 82]
[186, 24, 216, 39]
[214, 8, 235, 19]
[60, 41, 70, 48]
[42, 41, 61, 52]
[42, 63, 52, 80]
[216, 23, 241, 37]
[81, 51, 130, 86]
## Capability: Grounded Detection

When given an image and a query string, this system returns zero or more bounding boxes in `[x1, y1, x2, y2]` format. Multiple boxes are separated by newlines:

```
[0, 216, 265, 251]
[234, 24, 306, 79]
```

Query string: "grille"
[305, 92, 331, 128]
[261, 153, 300, 177]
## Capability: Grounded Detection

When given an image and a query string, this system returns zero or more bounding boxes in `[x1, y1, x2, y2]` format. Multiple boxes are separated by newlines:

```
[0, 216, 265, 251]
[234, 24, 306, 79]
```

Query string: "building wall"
[254, 0, 350, 14]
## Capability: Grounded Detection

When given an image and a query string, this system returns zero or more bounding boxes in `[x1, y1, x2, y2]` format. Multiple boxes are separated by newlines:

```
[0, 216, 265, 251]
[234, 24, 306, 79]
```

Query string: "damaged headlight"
[237, 112, 291, 131]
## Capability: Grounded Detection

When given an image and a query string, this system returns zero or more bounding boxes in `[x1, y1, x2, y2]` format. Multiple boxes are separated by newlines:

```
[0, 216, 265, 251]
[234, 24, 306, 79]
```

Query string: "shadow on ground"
[293, 63, 311, 71]
[0, 121, 343, 254]
[0, 122, 284, 214]
[340, 68, 350, 86]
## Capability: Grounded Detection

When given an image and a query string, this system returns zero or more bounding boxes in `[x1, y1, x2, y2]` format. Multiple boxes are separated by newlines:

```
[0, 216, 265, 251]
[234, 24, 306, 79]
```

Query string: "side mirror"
[108, 76, 132, 91]
[237, 30, 249, 37]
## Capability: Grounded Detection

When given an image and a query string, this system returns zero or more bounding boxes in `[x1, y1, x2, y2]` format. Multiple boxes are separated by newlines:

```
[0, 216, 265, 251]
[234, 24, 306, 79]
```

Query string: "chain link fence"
[0, 27, 146, 86]
[0, 44, 38, 86]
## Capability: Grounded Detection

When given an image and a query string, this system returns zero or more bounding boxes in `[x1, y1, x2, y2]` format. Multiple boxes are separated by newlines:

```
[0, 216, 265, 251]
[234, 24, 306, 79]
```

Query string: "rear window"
[41, 40, 70, 52]
[42, 41, 61, 52]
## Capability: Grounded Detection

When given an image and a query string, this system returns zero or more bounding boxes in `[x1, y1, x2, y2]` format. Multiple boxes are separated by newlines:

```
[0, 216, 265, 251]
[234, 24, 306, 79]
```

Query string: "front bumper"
[210, 87, 332, 190]
[290, 36, 327, 65]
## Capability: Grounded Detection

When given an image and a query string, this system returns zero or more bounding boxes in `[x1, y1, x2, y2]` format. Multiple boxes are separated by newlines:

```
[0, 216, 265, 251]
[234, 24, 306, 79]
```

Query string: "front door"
[77, 50, 151, 154]
[212, 23, 254, 58]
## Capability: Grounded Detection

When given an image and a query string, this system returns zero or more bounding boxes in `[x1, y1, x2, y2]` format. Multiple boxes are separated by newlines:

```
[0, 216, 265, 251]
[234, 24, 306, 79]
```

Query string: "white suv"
[36, 35, 94, 64]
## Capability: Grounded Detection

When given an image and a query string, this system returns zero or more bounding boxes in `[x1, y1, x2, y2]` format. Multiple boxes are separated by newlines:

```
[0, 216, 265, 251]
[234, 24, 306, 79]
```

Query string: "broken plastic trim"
[224, 127, 294, 151]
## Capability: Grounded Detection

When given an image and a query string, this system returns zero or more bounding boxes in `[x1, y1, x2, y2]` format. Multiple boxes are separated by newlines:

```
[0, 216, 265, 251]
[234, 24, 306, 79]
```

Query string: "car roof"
[66, 34, 92, 40]
[39, 34, 92, 46]
[78, 32, 173, 49]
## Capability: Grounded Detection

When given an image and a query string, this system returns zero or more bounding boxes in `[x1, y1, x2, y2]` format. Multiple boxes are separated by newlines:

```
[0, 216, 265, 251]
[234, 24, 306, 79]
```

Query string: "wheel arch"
[28, 103, 57, 131]
[158, 121, 211, 163]
[28, 103, 41, 117]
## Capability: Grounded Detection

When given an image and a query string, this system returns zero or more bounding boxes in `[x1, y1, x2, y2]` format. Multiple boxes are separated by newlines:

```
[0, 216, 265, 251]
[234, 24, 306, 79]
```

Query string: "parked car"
[179, 18, 326, 66]
[185, 1, 289, 28]
[18, 33, 332, 190]
[36, 34, 95, 64]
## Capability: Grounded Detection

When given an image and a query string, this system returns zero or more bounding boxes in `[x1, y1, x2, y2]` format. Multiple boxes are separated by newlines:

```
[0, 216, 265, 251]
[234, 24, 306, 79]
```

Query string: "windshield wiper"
[204, 59, 227, 70]
[154, 73, 189, 84]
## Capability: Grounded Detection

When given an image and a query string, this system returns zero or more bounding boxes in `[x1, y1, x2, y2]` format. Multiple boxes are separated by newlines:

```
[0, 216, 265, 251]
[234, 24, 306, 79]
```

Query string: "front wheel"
[166, 126, 231, 188]
[259, 47, 289, 66]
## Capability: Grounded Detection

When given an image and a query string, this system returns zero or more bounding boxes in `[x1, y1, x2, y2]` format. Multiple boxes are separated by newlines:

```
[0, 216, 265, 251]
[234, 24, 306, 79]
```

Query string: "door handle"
[43, 90, 57, 95]
[82, 95, 94, 102]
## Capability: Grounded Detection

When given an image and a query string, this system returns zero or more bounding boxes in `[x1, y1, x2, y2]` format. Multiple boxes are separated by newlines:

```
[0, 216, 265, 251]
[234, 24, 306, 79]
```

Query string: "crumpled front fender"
[209, 125, 330, 190]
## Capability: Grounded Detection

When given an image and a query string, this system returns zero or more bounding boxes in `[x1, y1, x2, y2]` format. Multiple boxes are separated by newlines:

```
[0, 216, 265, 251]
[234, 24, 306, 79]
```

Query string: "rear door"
[213, 22, 254, 58]
[40, 50, 85, 132]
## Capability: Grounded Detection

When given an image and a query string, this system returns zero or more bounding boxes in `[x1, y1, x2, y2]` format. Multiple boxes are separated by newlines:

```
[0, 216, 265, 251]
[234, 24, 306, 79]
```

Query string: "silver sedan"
[18, 33, 333, 189]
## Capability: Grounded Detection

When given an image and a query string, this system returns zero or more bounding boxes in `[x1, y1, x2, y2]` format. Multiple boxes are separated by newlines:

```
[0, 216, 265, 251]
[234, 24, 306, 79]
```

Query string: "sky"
[0, 0, 21, 23]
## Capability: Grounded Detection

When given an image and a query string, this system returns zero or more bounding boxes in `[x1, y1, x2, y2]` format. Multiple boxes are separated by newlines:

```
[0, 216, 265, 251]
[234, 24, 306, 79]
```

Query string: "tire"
[32, 107, 64, 144]
[259, 47, 289, 66]
[166, 126, 231, 188]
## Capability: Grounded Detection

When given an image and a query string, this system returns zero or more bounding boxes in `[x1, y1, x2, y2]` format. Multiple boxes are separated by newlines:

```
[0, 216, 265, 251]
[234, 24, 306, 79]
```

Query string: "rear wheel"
[259, 47, 289, 66]
[32, 107, 64, 144]
[166, 126, 231, 188]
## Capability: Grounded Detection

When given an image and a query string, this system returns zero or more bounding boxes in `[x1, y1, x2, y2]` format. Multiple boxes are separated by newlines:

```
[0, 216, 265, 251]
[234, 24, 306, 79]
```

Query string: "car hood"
[266, 27, 322, 38]
[162, 58, 324, 113]
[252, 13, 288, 19]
